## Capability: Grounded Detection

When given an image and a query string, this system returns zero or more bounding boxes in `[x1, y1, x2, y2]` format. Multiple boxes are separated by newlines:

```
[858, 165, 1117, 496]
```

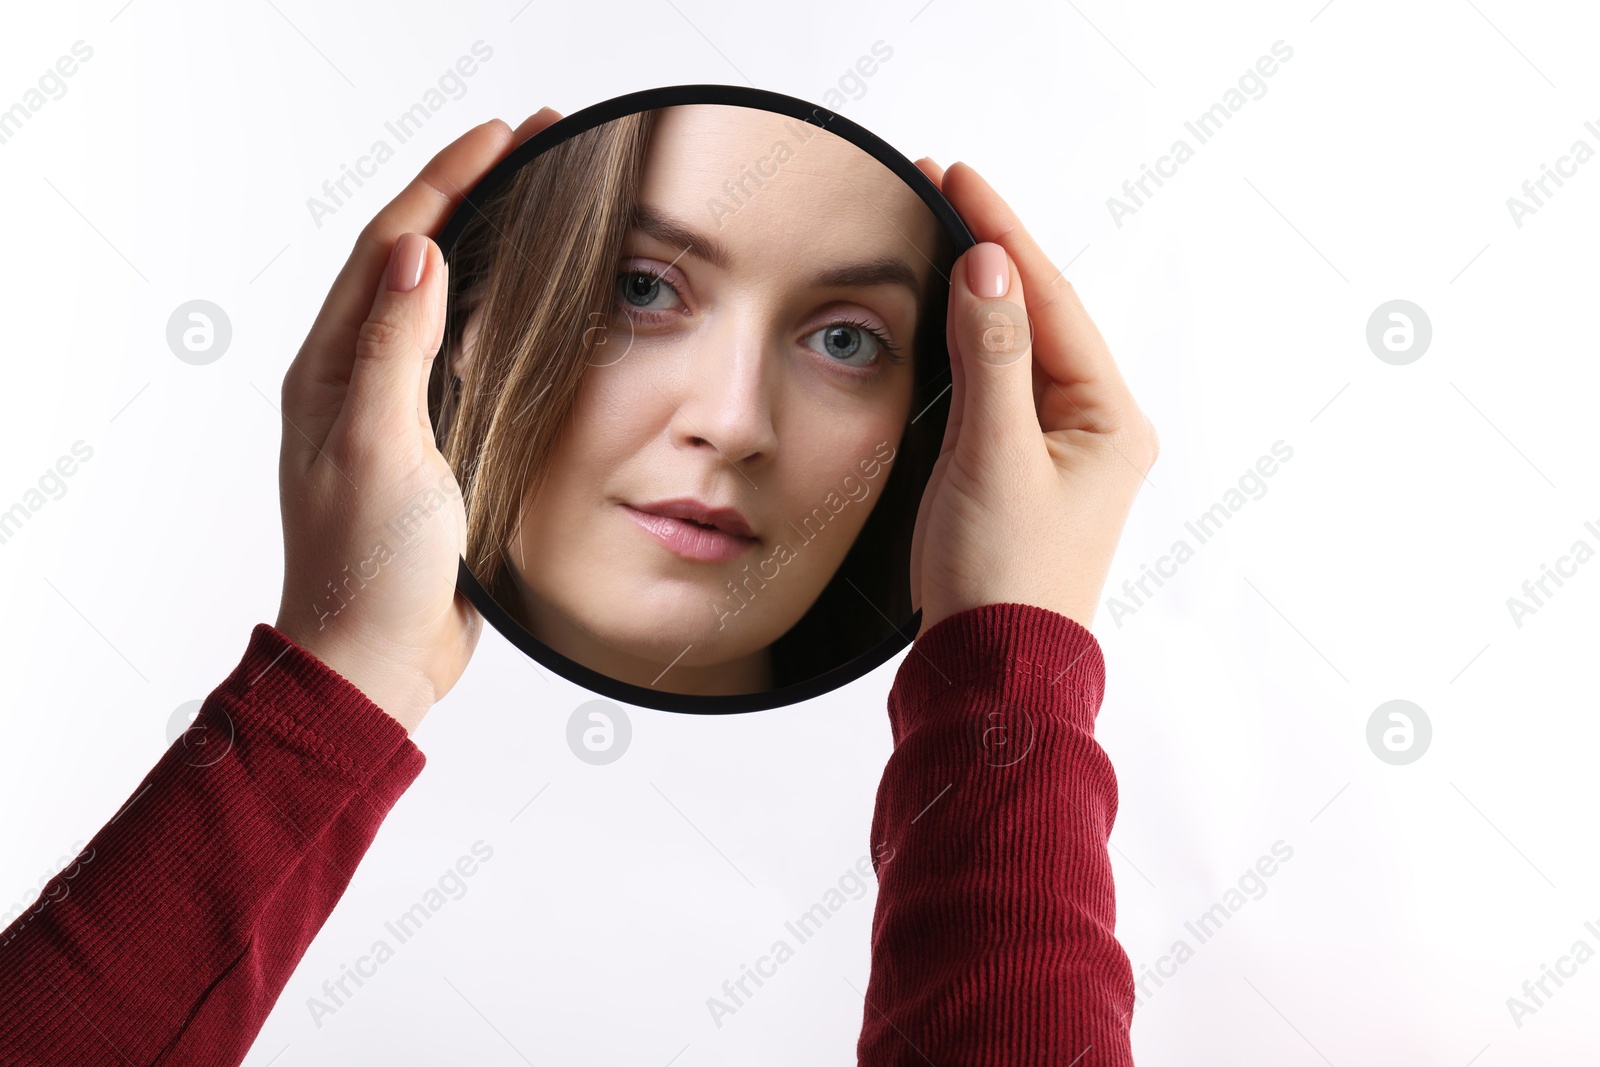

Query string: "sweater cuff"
[211, 623, 426, 791]
[890, 603, 1107, 741]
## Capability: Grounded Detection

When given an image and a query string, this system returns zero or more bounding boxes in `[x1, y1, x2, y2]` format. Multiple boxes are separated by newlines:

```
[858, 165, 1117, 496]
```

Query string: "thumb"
[342, 232, 446, 445]
[948, 240, 1035, 448]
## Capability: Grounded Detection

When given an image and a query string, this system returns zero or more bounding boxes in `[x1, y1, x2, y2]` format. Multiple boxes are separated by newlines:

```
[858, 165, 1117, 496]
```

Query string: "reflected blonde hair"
[435, 112, 657, 602]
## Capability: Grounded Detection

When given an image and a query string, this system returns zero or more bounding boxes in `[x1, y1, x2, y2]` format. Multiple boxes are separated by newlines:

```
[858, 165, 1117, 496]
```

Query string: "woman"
[435, 103, 957, 695]
[0, 109, 1158, 1064]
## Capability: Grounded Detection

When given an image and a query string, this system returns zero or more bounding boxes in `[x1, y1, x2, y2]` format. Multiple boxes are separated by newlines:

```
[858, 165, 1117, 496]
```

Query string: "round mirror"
[432, 84, 971, 713]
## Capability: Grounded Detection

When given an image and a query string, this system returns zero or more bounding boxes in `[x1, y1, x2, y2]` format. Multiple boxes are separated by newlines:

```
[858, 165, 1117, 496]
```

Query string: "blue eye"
[616, 269, 683, 313]
[805, 320, 899, 369]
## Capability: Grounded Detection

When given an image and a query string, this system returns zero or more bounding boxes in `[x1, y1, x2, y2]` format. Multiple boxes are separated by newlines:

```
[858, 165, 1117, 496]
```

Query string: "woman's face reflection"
[482, 104, 940, 695]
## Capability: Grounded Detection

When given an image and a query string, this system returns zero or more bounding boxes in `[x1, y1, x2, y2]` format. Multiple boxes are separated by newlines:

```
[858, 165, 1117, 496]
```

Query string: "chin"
[615, 614, 734, 656]
[593, 604, 769, 665]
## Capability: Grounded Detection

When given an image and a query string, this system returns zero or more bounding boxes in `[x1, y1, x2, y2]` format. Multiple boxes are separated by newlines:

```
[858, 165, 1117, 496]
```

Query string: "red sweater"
[0, 602, 1134, 1065]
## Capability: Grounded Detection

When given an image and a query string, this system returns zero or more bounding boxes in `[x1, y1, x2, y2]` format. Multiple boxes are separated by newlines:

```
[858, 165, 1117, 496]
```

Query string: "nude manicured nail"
[966, 242, 1009, 299]
[387, 233, 427, 292]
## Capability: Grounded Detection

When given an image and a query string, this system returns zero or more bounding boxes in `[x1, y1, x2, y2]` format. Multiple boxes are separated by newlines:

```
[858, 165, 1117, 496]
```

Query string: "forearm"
[859, 602, 1135, 1066]
[0, 624, 425, 1066]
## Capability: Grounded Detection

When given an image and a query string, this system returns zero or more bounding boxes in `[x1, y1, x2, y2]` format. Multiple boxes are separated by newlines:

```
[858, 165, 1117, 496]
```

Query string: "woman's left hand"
[907, 159, 1159, 636]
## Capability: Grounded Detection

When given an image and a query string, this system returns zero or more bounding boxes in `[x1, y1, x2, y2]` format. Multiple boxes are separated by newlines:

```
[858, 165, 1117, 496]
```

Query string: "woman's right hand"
[907, 159, 1159, 637]
[273, 109, 563, 734]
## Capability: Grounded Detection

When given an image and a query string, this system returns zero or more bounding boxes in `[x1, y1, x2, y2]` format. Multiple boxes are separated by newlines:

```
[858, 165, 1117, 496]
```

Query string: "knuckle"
[1127, 410, 1160, 469]
[355, 317, 407, 360]
[325, 412, 387, 471]
[279, 362, 314, 426]
[355, 218, 387, 255]
[1034, 272, 1076, 314]
[353, 225, 379, 265]
[970, 297, 1032, 364]
[354, 222, 404, 277]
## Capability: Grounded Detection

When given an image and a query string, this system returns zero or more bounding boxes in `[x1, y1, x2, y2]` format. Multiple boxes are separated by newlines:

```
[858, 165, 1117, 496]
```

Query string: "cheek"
[875, 385, 913, 447]
[781, 407, 904, 522]
[538, 366, 668, 501]
[822, 383, 911, 481]
[517, 421, 647, 566]
[587, 357, 660, 419]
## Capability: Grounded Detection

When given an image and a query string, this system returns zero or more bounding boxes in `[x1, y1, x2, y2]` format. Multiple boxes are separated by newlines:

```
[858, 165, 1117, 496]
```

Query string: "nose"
[664, 311, 779, 470]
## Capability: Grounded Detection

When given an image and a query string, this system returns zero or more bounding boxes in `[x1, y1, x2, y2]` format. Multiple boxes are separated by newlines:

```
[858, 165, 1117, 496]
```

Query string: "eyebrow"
[629, 203, 924, 302]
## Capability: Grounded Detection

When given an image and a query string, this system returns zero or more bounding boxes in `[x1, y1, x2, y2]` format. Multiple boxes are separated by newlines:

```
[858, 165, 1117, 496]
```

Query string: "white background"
[3, 0, 1598, 1063]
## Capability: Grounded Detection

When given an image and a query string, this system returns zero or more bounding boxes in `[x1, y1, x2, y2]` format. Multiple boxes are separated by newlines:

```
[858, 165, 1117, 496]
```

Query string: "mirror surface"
[433, 87, 968, 712]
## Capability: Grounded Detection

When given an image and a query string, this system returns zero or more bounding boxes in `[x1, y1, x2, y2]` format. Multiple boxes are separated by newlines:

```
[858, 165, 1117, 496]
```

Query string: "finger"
[283, 118, 517, 465]
[912, 239, 1028, 622]
[947, 240, 1035, 448]
[418, 252, 450, 431]
[939, 163, 1131, 408]
[511, 105, 563, 143]
[334, 232, 448, 456]
[914, 156, 944, 188]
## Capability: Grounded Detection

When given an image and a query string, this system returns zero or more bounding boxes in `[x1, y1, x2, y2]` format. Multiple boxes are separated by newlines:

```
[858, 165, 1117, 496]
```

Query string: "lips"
[621, 498, 758, 564]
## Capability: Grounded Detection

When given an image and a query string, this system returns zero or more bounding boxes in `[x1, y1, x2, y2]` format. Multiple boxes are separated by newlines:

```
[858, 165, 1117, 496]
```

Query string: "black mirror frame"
[436, 83, 974, 714]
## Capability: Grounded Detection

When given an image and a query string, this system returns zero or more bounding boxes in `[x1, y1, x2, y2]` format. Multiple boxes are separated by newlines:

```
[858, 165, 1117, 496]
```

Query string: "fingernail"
[387, 233, 427, 292]
[966, 242, 1008, 299]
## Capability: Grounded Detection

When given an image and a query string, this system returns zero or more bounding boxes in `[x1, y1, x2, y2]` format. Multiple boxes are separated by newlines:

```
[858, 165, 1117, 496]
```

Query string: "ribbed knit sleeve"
[858, 602, 1135, 1066]
[0, 623, 426, 1066]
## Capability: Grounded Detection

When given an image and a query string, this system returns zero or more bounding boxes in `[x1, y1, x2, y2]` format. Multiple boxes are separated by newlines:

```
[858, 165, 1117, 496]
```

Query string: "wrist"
[923, 591, 1100, 639]
[273, 621, 437, 734]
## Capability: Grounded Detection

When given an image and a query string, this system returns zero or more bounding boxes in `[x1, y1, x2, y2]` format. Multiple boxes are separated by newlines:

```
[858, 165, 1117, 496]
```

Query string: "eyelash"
[614, 267, 908, 369]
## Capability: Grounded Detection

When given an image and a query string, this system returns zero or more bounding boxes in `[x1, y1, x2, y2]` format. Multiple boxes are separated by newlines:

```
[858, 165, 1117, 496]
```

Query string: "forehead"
[636, 104, 940, 280]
